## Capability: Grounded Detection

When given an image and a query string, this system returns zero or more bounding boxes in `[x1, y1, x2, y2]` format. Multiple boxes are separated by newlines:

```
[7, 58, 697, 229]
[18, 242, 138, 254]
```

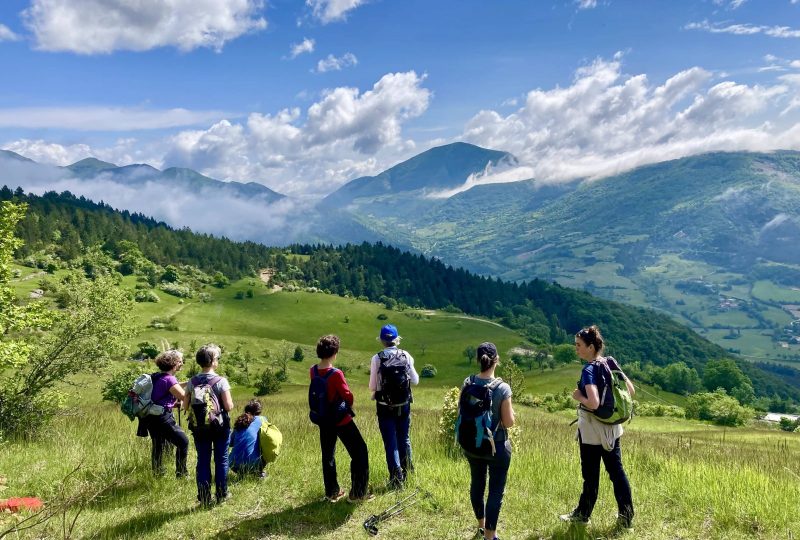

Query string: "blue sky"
[1, 0, 800, 196]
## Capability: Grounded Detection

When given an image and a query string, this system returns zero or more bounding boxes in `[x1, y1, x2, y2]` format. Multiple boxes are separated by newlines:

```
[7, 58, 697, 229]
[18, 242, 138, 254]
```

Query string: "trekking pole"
[362, 489, 427, 535]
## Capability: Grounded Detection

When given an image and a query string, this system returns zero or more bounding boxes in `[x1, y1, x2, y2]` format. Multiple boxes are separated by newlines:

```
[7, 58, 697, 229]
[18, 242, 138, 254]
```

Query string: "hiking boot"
[471, 527, 485, 540]
[346, 492, 375, 504]
[559, 512, 590, 525]
[615, 514, 633, 530]
[323, 489, 346, 503]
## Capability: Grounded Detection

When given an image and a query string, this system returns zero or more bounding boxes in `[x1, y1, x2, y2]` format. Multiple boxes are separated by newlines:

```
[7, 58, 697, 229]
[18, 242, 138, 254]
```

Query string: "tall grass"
[1, 384, 798, 539]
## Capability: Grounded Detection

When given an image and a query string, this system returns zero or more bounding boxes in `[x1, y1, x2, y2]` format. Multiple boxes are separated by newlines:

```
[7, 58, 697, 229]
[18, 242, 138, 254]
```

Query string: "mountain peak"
[0, 149, 35, 163]
[66, 157, 118, 175]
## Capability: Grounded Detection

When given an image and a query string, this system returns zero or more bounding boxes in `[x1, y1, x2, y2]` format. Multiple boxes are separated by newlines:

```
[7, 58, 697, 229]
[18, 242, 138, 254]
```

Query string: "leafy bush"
[133, 341, 159, 360]
[246, 289, 254, 298]
[158, 282, 193, 298]
[685, 390, 754, 426]
[518, 390, 574, 412]
[101, 364, 146, 404]
[149, 316, 178, 331]
[421, 364, 437, 378]
[635, 401, 685, 418]
[255, 368, 282, 396]
[438, 387, 461, 458]
[498, 360, 525, 396]
[376, 313, 388, 320]
[134, 290, 160, 303]
[235, 291, 245, 300]
[293, 346, 304, 362]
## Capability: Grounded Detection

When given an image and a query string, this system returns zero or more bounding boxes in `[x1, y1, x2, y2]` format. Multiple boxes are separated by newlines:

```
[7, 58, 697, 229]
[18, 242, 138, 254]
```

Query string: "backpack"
[187, 375, 224, 434]
[308, 366, 350, 426]
[258, 418, 283, 464]
[455, 376, 504, 457]
[590, 357, 634, 425]
[376, 350, 412, 407]
[121, 373, 165, 421]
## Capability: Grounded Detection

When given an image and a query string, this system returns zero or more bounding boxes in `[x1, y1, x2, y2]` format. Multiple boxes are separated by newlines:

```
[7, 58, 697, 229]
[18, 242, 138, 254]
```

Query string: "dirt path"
[259, 268, 282, 292]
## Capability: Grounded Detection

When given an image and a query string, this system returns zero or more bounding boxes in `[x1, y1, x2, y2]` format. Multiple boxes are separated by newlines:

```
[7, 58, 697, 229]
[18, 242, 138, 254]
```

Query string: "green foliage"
[778, 417, 800, 432]
[292, 346, 304, 362]
[498, 360, 525, 396]
[517, 389, 573, 412]
[376, 313, 388, 320]
[635, 401, 685, 418]
[134, 341, 160, 360]
[134, 289, 160, 303]
[149, 315, 178, 331]
[246, 289, 254, 298]
[254, 368, 282, 396]
[703, 359, 751, 393]
[438, 387, 461, 457]
[420, 364, 437, 378]
[158, 282, 193, 298]
[654, 362, 703, 395]
[101, 364, 147, 404]
[462, 345, 476, 365]
[552, 343, 578, 365]
[685, 390, 754, 426]
[235, 291, 245, 300]
[212, 271, 229, 288]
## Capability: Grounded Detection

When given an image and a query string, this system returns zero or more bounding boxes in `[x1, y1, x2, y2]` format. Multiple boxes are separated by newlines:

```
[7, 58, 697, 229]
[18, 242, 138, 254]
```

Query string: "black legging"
[146, 410, 189, 477]
[319, 420, 369, 498]
[575, 437, 634, 521]
[466, 439, 512, 531]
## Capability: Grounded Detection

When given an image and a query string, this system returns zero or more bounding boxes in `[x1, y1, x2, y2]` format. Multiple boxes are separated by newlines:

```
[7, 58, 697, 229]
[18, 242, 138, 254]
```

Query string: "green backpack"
[591, 358, 634, 425]
[258, 419, 283, 464]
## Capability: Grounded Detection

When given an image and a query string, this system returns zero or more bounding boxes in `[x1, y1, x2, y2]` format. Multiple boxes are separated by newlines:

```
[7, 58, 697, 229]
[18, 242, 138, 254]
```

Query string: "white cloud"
[161, 71, 431, 194]
[457, 55, 800, 192]
[713, 0, 748, 8]
[315, 52, 358, 73]
[0, 24, 20, 41]
[23, 0, 267, 54]
[575, 0, 597, 9]
[307, 0, 364, 24]
[686, 20, 800, 39]
[791, 60, 800, 68]
[289, 37, 315, 58]
[0, 106, 232, 131]
[4, 138, 148, 166]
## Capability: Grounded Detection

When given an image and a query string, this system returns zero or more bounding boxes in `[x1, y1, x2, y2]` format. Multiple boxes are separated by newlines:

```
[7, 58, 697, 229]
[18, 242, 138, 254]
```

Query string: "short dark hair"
[316, 335, 340, 359]
[196, 344, 221, 367]
[576, 325, 605, 353]
[155, 349, 183, 372]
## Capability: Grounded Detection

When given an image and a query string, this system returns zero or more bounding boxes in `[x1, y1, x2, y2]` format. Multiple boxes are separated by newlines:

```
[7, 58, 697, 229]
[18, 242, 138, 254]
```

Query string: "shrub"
[377, 313, 389, 320]
[255, 368, 282, 396]
[198, 292, 212, 303]
[246, 289, 254, 298]
[635, 401, 685, 418]
[102, 364, 146, 404]
[148, 316, 178, 331]
[438, 387, 461, 458]
[498, 361, 525, 396]
[134, 290, 160, 303]
[158, 282, 193, 298]
[421, 364, 437, 378]
[234, 291, 245, 300]
[293, 346, 305, 362]
[519, 390, 573, 412]
[134, 341, 160, 360]
[685, 390, 754, 426]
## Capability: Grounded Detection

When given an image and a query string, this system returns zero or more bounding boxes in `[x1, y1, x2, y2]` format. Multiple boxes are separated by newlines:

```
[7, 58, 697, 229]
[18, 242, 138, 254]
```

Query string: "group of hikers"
[133, 323, 635, 539]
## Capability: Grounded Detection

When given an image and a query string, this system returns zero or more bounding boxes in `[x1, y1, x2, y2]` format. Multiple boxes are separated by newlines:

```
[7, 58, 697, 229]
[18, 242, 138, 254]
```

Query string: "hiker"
[142, 349, 189, 478]
[309, 334, 371, 503]
[560, 325, 635, 529]
[459, 342, 515, 540]
[368, 323, 419, 488]
[229, 399, 267, 478]
[186, 344, 234, 506]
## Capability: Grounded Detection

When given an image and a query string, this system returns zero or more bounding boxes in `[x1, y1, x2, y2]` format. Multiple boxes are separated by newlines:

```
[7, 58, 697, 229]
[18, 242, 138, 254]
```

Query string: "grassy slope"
[4, 269, 799, 539]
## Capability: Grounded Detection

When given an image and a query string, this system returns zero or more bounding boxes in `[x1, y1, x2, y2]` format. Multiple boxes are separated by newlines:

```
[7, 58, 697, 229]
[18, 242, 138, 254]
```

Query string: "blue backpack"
[455, 376, 504, 457]
[308, 366, 351, 426]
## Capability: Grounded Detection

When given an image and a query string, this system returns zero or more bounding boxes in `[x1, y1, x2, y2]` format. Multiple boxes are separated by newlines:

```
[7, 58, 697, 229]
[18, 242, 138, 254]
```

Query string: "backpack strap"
[592, 359, 611, 408]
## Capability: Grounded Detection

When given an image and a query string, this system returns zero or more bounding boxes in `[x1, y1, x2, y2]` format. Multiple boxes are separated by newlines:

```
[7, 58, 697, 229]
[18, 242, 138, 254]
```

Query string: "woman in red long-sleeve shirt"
[310, 334, 371, 503]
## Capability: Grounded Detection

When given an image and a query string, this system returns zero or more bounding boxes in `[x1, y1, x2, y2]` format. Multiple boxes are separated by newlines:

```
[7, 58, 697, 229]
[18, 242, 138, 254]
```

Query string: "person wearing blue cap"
[368, 324, 419, 488]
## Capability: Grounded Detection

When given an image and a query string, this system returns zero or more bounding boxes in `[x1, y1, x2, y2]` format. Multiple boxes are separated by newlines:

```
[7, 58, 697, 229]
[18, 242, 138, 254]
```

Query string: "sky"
[1, 0, 800, 198]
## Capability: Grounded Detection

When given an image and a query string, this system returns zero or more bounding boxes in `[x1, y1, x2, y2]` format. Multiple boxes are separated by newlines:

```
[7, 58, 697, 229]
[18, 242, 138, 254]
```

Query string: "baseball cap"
[379, 324, 399, 342]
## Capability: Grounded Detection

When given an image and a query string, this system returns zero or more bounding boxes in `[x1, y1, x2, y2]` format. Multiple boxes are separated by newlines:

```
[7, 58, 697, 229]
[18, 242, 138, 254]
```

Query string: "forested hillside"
[3, 186, 798, 400]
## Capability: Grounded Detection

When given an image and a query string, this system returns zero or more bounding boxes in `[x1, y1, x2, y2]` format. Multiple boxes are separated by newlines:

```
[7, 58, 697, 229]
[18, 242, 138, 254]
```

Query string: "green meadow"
[2, 272, 800, 539]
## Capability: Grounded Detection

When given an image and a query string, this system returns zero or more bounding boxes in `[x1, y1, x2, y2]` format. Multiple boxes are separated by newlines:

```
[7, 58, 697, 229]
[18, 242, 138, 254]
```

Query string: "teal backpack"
[591, 358, 633, 425]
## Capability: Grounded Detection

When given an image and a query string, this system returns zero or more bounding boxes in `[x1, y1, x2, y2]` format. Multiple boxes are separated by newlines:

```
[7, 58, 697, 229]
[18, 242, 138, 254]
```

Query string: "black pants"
[319, 420, 369, 498]
[466, 439, 512, 531]
[146, 411, 189, 478]
[575, 437, 634, 521]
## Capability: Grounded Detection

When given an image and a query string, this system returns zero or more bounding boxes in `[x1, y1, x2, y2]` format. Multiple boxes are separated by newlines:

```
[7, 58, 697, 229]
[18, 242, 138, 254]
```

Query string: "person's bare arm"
[221, 389, 234, 412]
[572, 384, 600, 410]
[500, 398, 515, 428]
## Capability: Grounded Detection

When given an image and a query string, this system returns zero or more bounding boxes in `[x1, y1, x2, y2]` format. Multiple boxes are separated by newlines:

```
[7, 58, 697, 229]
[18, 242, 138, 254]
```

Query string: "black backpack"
[308, 366, 350, 426]
[376, 350, 412, 407]
[455, 376, 503, 457]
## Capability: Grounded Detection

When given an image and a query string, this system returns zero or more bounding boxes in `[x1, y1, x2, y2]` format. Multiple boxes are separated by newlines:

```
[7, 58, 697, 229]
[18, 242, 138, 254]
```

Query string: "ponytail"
[234, 399, 263, 430]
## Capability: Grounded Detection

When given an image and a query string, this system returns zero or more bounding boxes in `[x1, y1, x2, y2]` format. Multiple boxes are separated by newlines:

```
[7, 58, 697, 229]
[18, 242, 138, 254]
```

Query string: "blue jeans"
[377, 406, 412, 480]
[193, 427, 231, 504]
[467, 439, 512, 531]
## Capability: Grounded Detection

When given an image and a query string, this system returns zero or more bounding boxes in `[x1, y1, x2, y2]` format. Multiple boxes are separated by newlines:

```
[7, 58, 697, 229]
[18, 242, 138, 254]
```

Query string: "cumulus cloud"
[0, 154, 311, 245]
[307, 0, 364, 24]
[456, 54, 800, 193]
[4, 138, 154, 167]
[289, 37, 315, 58]
[161, 71, 431, 194]
[23, 0, 267, 54]
[686, 20, 800, 39]
[0, 106, 232, 131]
[0, 24, 20, 41]
[315, 52, 358, 72]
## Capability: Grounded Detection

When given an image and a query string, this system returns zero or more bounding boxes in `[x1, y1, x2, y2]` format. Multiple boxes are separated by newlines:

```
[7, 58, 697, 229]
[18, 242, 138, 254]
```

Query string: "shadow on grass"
[93, 507, 195, 538]
[218, 499, 356, 539]
[527, 523, 630, 540]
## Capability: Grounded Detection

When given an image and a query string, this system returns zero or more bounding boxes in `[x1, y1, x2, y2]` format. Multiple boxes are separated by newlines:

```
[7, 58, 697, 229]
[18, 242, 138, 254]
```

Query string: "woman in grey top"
[561, 325, 635, 530]
[462, 342, 515, 540]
